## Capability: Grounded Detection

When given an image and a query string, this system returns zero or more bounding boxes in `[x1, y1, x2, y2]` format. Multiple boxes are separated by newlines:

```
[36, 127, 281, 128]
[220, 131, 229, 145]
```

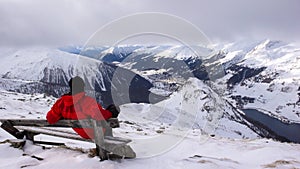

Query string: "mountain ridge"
[0, 47, 165, 107]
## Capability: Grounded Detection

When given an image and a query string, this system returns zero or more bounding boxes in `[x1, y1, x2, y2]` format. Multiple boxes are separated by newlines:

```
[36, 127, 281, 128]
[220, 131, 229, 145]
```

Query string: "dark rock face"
[297, 91, 300, 105]
[41, 67, 69, 85]
[230, 95, 255, 108]
[1, 62, 166, 108]
[227, 65, 266, 88]
[184, 58, 209, 80]
[95, 63, 166, 107]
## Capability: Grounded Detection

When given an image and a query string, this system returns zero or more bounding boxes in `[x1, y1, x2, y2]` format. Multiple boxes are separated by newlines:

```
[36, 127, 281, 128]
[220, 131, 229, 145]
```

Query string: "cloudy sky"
[0, 0, 299, 47]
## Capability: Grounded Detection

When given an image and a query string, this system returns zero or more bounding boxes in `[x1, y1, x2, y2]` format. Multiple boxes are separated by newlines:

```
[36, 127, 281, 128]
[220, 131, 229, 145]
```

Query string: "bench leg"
[1, 121, 25, 139]
[91, 120, 108, 161]
[24, 131, 37, 141]
[96, 145, 108, 161]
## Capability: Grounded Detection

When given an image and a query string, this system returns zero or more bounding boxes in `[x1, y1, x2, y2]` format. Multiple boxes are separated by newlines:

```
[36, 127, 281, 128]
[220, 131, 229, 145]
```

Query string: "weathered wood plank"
[0, 118, 120, 128]
[0, 119, 90, 128]
[33, 140, 65, 146]
[105, 136, 132, 144]
[16, 126, 92, 142]
[0, 121, 24, 139]
[92, 119, 108, 161]
[15, 126, 132, 144]
[111, 145, 136, 159]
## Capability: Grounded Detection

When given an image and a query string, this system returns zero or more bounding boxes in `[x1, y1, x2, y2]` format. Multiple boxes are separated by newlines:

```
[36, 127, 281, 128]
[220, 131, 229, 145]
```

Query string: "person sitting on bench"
[46, 76, 119, 139]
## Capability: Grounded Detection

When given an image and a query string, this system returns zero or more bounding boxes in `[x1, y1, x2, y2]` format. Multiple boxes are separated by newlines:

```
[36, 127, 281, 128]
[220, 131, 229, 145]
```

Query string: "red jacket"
[46, 92, 112, 139]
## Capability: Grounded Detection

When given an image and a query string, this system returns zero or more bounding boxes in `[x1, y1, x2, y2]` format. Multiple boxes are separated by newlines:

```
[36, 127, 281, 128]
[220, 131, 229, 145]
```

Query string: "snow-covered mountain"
[1, 40, 300, 168]
[61, 44, 213, 96]
[64, 41, 299, 114]
[61, 39, 300, 142]
[0, 39, 299, 142]
[120, 78, 259, 139]
[0, 47, 165, 107]
[212, 40, 300, 122]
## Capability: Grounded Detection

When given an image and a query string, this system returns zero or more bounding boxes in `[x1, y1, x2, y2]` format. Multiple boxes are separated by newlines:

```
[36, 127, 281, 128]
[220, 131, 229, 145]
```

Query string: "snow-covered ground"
[1, 79, 300, 169]
[2, 129, 300, 169]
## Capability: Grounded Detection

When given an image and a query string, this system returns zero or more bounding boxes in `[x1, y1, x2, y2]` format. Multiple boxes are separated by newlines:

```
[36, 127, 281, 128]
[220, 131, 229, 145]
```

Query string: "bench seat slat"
[15, 126, 130, 146]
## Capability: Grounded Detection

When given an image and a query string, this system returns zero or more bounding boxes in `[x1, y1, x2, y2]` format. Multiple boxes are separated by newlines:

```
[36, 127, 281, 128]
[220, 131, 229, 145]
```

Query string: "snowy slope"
[1, 89, 300, 169]
[119, 78, 258, 139]
[0, 47, 163, 107]
[0, 47, 109, 94]
[213, 40, 300, 123]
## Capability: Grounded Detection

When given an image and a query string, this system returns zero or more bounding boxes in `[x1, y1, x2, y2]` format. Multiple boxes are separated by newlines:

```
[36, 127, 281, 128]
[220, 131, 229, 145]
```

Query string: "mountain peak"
[255, 39, 286, 50]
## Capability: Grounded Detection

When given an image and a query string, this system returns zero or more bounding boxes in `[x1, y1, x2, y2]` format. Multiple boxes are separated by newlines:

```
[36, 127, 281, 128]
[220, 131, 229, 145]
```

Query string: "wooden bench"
[0, 118, 136, 161]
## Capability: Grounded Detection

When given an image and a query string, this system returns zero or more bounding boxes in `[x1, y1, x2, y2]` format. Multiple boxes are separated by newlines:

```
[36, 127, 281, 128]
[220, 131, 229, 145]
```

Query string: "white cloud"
[0, 0, 299, 46]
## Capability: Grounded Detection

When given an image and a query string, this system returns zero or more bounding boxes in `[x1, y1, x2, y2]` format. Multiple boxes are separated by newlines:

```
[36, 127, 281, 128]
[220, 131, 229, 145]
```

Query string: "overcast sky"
[0, 0, 299, 47]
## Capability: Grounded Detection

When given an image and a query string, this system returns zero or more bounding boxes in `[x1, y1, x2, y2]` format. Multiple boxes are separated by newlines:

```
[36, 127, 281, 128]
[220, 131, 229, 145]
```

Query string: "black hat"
[68, 76, 85, 95]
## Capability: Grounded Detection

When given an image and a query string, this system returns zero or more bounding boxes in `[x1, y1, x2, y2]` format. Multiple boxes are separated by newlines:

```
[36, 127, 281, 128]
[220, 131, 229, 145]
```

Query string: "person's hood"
[61, 92, 85, 106]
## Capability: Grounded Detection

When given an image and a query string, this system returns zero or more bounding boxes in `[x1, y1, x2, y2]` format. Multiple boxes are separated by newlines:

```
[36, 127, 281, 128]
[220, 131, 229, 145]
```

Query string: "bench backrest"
[0, 118, 120, 128]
